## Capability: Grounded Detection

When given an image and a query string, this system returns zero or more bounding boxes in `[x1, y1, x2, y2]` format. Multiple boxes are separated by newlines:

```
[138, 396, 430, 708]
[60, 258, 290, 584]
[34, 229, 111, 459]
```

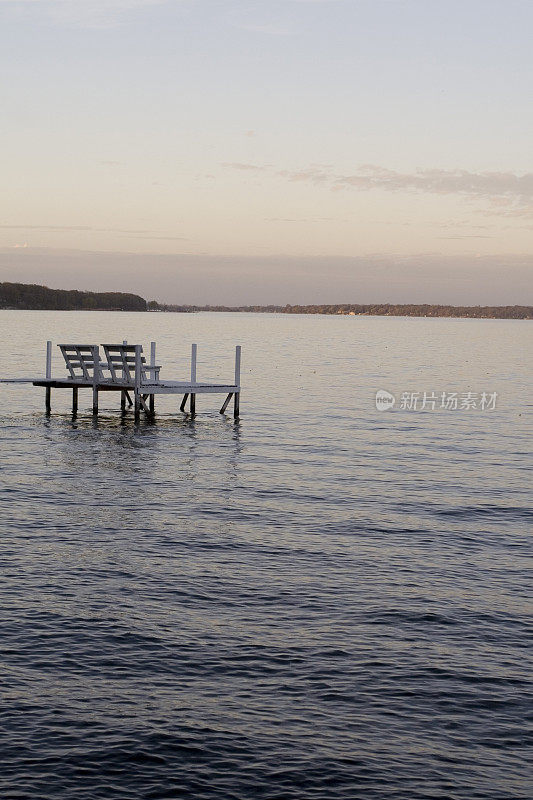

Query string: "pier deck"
[1, 341, 242, 419]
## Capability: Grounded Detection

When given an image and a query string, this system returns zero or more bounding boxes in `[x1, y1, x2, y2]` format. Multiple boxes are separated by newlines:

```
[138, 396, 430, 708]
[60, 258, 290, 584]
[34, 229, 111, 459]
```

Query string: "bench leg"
[120, 390, 126, 412]
[234, 392, 240, 418]
[92, 387, 98, 416]
[134, 392, 141, 422]
[149, 394, 155, 416]
[72, 387, 78, 415]
[45, 387, 51, 414]
[190, 393, 196, 415]
[180, 393, 189, 412]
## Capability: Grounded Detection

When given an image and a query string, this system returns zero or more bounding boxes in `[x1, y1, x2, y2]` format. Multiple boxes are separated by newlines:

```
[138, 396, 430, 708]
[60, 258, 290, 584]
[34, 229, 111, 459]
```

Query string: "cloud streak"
[1, 248, 531, 305]
[0, 0, 170, 28]
[225, 162, 533, 211]
[237, 22, 291, 36]
[0, 223, 186, 239]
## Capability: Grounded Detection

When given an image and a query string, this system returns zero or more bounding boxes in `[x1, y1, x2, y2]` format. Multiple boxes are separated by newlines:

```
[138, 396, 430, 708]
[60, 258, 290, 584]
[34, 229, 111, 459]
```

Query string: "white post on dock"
[190, 343, 197, 382]
[134, 344, 142, 421]
[92, 344, 99, 415]
[190, 343, 197, 415]
[234, 345, 241, 418]
[46, 341, 52, 379]
[45, 340, 52, 413]
[149, 341, 156, 415]
[120, 340, 128, 411]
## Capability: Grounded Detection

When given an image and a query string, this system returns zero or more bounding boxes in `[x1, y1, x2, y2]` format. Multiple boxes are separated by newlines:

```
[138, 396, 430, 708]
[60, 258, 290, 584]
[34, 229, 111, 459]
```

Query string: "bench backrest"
[101, 344, 147, 383]
[58, 344, 103, 380]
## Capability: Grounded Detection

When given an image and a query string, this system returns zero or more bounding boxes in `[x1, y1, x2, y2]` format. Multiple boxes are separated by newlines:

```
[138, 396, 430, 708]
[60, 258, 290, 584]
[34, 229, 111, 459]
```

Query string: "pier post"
[72, 387, 78, 415]
[120, 342, 128, 413]
[134, 344, 142, 421]
[190, 343, 197, 415]
[92, 344, 99, 415]
[219, 393, 233, 414]
[150, 341, 156, 416]
[234, 345, 241, 418]
[45, 340, 52, 413]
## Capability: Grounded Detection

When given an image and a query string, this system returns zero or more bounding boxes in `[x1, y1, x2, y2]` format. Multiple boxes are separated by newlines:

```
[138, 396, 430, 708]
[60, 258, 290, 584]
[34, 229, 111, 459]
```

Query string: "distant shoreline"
[0, 282, 146, 312]
[149, 303, 533, 320]
[1, 283, 531, 319]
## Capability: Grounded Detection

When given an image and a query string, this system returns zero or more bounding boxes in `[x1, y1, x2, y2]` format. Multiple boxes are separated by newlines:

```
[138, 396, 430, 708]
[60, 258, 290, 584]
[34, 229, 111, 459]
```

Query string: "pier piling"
[134, 344, 142, 421]
[45, 340, 52, 412]
[234, 345, 241, 418]
[190, 343, 197, 415]
[92, 344, 99, 415]
[149, 342, 156, 416]
[219, 393, 233, 414]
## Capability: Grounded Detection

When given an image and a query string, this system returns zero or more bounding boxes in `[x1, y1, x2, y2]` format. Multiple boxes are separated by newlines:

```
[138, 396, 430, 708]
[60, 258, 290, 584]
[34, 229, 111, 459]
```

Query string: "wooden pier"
[1, 341, 241, 420]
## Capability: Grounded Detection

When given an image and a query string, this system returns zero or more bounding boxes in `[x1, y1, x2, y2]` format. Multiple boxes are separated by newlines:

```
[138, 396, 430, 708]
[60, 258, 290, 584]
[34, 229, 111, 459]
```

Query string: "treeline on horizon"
[0, 282, 147, 311]
[0, 283, 531, 318]
[148, 301, 533, 319]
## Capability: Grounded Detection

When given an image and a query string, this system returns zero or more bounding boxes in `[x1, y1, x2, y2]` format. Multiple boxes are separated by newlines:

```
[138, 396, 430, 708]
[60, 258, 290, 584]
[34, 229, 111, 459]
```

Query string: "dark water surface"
[0, 312, 531, 799]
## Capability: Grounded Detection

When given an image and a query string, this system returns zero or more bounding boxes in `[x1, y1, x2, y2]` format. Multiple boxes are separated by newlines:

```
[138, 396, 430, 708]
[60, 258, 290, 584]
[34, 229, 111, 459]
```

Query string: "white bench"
[101, 344, 161, 384]
[58, 344, 107, 382]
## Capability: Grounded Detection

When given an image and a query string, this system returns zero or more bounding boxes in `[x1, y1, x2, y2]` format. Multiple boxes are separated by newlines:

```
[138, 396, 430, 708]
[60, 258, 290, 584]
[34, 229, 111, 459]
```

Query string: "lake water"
[0, 311, 531, 800]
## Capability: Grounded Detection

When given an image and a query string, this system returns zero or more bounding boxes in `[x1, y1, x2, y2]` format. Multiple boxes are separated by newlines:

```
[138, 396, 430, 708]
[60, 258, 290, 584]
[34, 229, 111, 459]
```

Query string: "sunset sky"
[1, 0, 532, 304]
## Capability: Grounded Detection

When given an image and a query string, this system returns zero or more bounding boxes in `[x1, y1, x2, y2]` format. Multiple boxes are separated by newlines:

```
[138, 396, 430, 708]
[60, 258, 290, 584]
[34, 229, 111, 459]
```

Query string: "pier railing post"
[121, 341, 128, 413]
[190, 343, 197, 415]
[92, 344, 99, 415]
[149, 341, 156, 415]
[134, 344, 142, 421]
[45, 340, 52, 413]
[46, 341, 52, 379]
[234, 345, 241, 418]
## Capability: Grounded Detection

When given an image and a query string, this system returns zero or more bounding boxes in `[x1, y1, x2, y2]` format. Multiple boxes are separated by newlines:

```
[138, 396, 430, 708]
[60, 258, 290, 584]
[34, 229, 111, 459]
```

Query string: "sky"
[1, 0, 532, 304]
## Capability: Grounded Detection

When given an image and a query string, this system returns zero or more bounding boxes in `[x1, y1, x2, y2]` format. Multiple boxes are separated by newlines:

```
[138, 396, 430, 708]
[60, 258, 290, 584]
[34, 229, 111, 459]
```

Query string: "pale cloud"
[222, 162, 266, 171]
[224, 162, 533, 213]
[0, 223, 185, 238]
[0, 0, 171, 27]
[288, 165, 533, 202]
[266, 218, 301, 223]
[437, 235, 493, 240]
[237, 22, 291, 36]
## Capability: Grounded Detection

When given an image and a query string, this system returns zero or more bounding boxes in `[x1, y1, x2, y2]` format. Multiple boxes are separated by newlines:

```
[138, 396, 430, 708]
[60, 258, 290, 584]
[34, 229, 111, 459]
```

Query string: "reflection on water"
[0, 312, 531, 800]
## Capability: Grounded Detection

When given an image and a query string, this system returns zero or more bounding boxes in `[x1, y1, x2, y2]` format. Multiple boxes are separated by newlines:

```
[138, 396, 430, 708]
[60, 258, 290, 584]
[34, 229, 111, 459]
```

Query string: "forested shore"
[0, 282, 147, 311]
[1, 283, 531, 318]
[148, 301, 533, 319]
